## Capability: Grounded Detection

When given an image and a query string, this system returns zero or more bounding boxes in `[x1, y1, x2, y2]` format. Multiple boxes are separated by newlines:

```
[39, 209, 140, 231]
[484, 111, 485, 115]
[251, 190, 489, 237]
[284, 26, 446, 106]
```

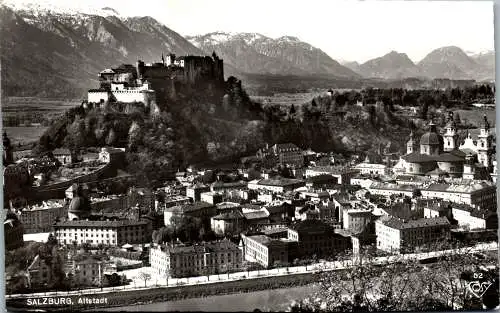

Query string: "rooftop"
[54, 219, 149, 228]
[164, 201, 214, 213]
[289, 219, 335, 234]
[305, 174, 338, 184]
[156, 239, 239, 254]
[307, 166, 358, 174]
[212, 210, 245, 221]
[245, 235, 292, 247]
[257, 178, 304, 187]
[53, 148, 71, 155]
[243, 210, 269, 220]
[377, 216, 450, 229]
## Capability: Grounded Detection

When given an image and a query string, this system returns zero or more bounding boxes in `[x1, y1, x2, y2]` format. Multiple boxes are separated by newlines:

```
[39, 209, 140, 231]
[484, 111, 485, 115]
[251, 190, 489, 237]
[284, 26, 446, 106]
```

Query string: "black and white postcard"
[1, 0, 498, 312]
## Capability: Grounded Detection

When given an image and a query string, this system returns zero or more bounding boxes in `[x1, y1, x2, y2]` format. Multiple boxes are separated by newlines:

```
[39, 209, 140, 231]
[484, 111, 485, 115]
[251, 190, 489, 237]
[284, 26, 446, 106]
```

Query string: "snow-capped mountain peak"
[1, 0, 122, 17]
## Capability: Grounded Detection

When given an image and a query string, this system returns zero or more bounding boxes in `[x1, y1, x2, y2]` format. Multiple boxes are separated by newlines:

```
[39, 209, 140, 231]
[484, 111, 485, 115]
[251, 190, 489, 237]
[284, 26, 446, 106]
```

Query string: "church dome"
[420, 123, 443, 146]
[68, 196, 91, 213]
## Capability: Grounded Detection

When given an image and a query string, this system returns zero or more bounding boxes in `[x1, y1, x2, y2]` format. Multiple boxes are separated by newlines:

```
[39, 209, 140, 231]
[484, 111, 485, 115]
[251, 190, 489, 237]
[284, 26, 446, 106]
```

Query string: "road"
[6, 241, 497, 299]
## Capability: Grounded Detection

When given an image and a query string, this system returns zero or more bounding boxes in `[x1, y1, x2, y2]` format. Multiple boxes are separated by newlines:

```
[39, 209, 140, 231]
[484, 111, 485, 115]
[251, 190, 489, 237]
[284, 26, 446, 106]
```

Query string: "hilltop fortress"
[87, 52, 224, 111]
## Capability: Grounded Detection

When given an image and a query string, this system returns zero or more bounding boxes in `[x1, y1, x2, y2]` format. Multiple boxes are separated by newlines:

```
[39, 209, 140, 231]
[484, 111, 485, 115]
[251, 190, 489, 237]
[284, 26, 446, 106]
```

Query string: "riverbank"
[103, 285, 320, 312]
[7, 272, 321, 312]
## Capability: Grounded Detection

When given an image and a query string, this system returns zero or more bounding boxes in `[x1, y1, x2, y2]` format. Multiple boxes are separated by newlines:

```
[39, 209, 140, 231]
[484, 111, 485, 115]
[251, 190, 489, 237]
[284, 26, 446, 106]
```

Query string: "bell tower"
[477, 115, 493, 169]
[443, 112, 458, 152]
[406, 130, 418, 154]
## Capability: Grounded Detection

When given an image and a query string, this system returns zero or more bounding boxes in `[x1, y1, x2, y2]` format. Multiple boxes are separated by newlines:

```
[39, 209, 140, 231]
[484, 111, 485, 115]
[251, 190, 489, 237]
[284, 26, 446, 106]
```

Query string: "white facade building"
[54, 220, 152, 246]
[375, 216, 451, 253]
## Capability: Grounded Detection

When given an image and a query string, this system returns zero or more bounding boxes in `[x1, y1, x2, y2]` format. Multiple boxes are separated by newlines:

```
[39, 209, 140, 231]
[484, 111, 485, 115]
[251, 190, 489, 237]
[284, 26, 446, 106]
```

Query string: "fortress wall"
[88, 91, 110, 103]
[33, 162, 113, 192]
[112, 90, 155, 105]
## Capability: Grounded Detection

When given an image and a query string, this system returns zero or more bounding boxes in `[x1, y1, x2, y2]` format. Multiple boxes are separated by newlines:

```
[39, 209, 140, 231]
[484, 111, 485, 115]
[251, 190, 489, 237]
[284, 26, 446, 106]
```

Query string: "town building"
[68, 253, 115, 287]
[248, 178, 305, 193]
[342, 207, 373, 233]
[211, 210, 246, 236]
[295, 205, 320, 221]
[99, 147, 126, 165]
[451, 205, 498, 230]
[54, 219, 152, 246]
[368, 182, 416, 198]
[186, 183, 210, 202]
[263, 202, 293, 222]
[150, 239, 242, 278]
[240, 234, 297, 267]
[210, 181, 248, 193]
[90, 194, 129, 212]
[257, 192, 275, 204]
[288, 220, 352, 258]
[353, 156, 389, 176]
[243, 210, 270, 226]
[200, 191, 224, 205]
[163, 202, 216, 226]
[53, 148, 73, 165]
[16, 200, 66, 233]
[305, 174, 338, 190]
[216, 202, 241, 214]
[162, 195, 191, 209]
[256, 143, 304, 167]
[305, 166, 359, 185]
[421, 181, 496, 211]
[375, 216, 451, 253]
[127, 187, 155, 210]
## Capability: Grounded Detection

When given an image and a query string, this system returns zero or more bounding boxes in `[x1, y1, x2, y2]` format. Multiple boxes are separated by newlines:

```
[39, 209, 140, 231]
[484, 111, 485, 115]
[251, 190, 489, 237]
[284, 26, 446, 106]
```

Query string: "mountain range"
[0, 2, 494, 98]
[186, 32, 360, 78]
[341, 48, 494, 82]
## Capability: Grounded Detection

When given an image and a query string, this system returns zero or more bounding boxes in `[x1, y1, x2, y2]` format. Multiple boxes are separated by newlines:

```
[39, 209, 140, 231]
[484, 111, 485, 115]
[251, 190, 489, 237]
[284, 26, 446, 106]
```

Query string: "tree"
[420, 101, 429, 120]
[106, 128, 117, 146]
[412, 188, 422, 198]
[128, 121, 142, 151]
[65, 115, 86, 150]
[137, 271, 151, 287]
[453, 112, 461, 125]
[287, 243, 498, 312]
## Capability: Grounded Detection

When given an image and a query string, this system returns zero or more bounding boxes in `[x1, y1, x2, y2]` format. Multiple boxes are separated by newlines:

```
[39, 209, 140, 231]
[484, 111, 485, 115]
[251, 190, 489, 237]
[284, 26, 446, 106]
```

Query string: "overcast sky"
[8, 0, 495, 63]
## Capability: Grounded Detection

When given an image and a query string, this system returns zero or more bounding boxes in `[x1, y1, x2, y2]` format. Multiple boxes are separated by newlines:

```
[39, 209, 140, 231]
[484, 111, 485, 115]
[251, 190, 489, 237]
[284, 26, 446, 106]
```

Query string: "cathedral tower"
[477, 115, 493, 169]
[443, 112, 458, 152]
[406, 130, 418, 154]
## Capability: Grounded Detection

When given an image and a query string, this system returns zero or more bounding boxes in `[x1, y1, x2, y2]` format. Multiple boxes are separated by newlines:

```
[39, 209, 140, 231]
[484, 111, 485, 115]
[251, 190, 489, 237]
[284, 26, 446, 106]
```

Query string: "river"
[101, 285, 319, 312]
